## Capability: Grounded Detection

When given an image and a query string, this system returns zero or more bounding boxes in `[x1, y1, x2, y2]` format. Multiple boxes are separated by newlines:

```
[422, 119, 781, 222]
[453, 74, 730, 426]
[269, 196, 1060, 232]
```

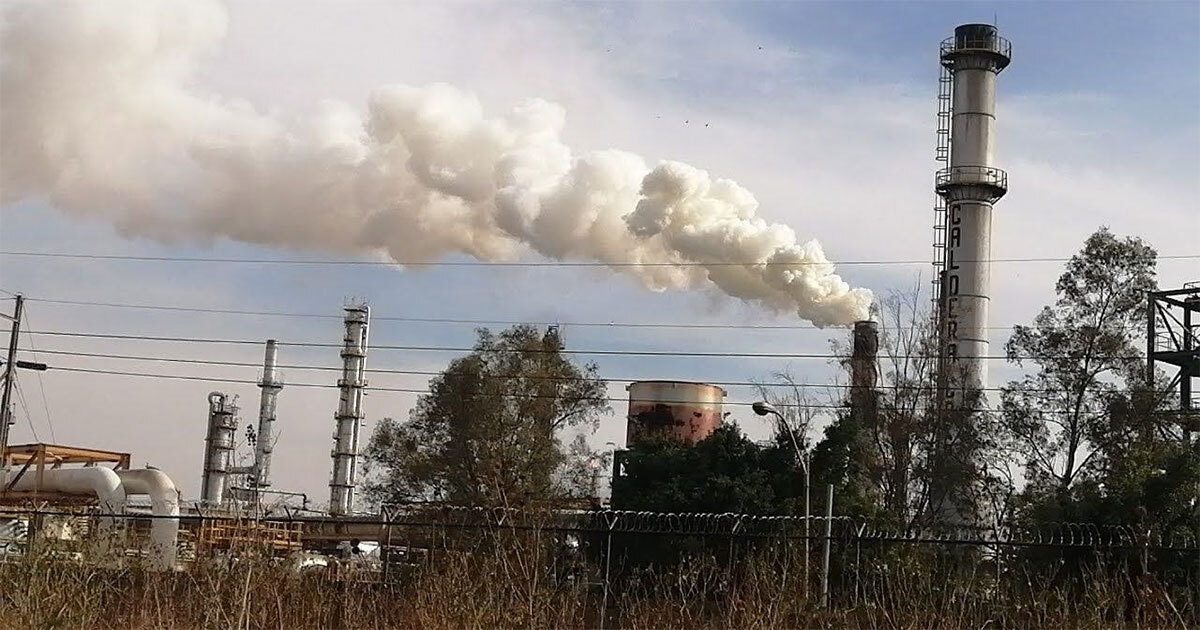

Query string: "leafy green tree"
[1001, 228, 1158, 504]
[611, 424, 797, 514]
[363, 325, 608, 507]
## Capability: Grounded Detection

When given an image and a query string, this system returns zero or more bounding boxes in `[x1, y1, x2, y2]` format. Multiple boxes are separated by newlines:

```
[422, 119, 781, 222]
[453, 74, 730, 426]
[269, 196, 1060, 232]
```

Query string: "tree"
[809, 283, 1009, 527]
[1001, 228, 1158, 506]
[363, 325, 608, 507]
[611, 424, 797, 514]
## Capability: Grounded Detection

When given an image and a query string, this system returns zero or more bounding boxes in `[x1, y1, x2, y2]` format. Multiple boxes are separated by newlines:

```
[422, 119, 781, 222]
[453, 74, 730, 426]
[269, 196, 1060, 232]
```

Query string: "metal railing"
[935, 165, 1008, 193]
[940, 34, 1013, 60]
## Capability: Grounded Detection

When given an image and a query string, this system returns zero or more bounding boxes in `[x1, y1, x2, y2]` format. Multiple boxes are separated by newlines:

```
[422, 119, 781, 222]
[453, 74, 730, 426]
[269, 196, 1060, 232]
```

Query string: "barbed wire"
[2, 506, 1192, 551]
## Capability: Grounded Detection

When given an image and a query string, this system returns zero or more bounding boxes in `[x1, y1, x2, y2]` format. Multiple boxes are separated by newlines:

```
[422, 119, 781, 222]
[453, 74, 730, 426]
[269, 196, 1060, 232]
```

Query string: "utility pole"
[821, 483, 833, 609]
[1, 294, 25, 463]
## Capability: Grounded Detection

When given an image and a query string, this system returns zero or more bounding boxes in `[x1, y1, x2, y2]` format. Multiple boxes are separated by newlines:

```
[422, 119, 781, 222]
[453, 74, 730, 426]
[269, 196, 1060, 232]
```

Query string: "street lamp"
[753, 400, 812, 595]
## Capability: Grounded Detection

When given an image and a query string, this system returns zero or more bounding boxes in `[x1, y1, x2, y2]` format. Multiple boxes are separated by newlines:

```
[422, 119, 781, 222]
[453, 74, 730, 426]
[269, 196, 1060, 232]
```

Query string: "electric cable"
[9, 294, 1029, 331]
[22, 329, 1150, 361]
[20, 347, 1169, 396]
[11, 376, 40, 443]
[43, 363, 1109, 415]
[20, 310, 56, 442]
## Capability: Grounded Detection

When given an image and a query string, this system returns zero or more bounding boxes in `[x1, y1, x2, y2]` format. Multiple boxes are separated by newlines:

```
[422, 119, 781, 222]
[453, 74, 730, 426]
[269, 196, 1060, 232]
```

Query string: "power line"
[10, 295, 1027, 331]
[23, 329, 1146, 361]
[20, 310, 56, 443]
[22, 347, 1155, 396]
[11, 376, 40, 443]
[3, 250, 1197, 267]
[50, 364, 1023, 413]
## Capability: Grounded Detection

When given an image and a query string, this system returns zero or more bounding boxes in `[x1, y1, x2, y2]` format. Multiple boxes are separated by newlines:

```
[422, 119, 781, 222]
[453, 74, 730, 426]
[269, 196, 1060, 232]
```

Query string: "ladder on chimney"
[930, 63, 953, 318]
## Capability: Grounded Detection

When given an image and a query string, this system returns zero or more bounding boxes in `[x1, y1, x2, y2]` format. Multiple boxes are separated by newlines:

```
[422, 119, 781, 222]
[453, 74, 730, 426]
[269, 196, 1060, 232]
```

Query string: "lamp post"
[753, 400, 811, 596]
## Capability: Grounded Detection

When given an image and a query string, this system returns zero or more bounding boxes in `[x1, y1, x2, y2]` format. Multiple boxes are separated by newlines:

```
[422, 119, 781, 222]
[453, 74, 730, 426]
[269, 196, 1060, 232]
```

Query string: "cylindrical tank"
[625, 381, 726, 446]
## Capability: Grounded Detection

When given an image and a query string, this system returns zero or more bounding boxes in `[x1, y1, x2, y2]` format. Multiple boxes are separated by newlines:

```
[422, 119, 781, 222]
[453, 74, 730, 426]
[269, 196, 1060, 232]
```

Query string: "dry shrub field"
[1, 536, 1195, 630]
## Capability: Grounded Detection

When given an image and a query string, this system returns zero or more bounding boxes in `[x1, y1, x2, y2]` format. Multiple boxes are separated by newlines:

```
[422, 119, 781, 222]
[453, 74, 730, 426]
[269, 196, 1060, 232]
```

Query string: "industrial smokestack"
[251, 339, 282, 488]
[0, 0, 872, 329]
[850, 320, 879, 419]
[329, 305, 369, 516]
[935, 24, 1010, 401]
[200, 391, 237, 506]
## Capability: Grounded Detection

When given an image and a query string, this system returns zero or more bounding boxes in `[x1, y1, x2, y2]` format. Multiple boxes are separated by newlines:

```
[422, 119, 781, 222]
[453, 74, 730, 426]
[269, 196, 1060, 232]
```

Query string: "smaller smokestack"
[252, 340, 282, 488]
[850, 320, 879, 419]
[200, 392, 238, 506]
[329, 304, 369, 516]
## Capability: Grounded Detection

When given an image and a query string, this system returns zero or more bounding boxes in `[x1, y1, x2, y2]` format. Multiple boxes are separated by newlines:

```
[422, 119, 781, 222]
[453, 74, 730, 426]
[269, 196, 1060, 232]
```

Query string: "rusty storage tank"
[625, 381, 727, 446]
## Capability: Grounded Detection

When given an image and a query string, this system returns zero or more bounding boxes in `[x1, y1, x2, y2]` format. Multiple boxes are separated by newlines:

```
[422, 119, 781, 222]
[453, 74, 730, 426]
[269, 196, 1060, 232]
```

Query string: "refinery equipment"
[329, 304, 370, 516]
[1147, 285, 1200, 440]
[198, 339, 284, 507]
[1, 443, 181, 570]
[625, 380, 727, 446]
[199, 392, 239, 506]
[933, 23, 1011, 403]
[251, 339, 283, 488]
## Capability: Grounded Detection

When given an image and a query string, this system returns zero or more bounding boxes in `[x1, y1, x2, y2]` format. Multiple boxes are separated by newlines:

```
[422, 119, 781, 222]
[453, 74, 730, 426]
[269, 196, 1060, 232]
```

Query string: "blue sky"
[1, 0, 1196, 504]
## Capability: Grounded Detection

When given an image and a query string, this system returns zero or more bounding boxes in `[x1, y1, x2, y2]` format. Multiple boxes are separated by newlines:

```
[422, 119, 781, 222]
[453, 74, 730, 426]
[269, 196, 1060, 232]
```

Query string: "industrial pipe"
[7, 467, 126, 562]
[117, 469, 180, 571]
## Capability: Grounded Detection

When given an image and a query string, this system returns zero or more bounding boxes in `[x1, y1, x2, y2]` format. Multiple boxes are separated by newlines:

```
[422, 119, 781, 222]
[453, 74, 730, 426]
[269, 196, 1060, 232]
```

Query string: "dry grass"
[0, 538, 1195, 629]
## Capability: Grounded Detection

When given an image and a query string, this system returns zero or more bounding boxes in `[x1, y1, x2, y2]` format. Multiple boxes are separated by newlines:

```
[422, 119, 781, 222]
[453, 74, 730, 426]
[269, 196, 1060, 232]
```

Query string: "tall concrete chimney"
[329, 304, 369, 516]
[935, 24, 1010, 402]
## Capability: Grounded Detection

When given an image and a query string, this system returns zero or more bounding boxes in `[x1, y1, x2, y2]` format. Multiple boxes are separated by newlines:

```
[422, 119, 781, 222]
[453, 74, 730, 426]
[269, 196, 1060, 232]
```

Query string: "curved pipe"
[117, 469, 180, 570]
[7, 467, 126, 562]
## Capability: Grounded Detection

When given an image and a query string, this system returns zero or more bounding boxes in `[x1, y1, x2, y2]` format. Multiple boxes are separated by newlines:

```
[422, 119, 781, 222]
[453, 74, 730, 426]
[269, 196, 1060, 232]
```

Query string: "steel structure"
[933, 24, 1011, 402]
[329, 304, 369, 516]
[251, 339, 283, 488]
[200, 392, 238, 506]
[1147, 285, 1200, 440]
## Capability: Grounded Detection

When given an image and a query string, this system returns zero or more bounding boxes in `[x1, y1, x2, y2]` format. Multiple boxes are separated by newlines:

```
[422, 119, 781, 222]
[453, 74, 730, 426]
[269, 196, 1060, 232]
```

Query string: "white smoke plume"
[0, 0, 872, 327]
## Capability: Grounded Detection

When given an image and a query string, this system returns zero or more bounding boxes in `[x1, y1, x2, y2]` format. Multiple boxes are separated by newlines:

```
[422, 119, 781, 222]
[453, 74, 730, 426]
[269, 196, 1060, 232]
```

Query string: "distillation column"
[252, 339, 283, 488]
[329, 305, 369, 516]
[200, 392, 238, 506]
[936, 24, 1011, 401]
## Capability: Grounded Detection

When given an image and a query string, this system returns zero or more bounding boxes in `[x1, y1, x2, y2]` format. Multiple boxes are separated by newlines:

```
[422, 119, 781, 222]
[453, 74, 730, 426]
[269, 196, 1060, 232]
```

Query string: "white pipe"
[117, 469, 180, 571]
[7, 467, 126, 562]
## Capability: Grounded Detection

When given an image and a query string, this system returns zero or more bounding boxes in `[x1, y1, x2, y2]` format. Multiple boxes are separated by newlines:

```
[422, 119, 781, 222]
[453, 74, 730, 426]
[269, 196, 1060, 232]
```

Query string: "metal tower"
[251, 339, 283, 488]
[1147, 285, 1200, 441]
[329, 304, 369, 516]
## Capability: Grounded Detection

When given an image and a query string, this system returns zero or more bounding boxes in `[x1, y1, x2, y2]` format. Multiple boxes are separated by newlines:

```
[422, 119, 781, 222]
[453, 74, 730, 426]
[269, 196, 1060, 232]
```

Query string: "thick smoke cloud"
[0, 0, 872, 327]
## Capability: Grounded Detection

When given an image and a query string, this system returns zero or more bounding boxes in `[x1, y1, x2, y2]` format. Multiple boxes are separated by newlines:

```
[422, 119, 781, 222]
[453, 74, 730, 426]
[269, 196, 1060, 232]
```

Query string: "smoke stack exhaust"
[329, 304, 369, 516]
[0, 0, 872, 328]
